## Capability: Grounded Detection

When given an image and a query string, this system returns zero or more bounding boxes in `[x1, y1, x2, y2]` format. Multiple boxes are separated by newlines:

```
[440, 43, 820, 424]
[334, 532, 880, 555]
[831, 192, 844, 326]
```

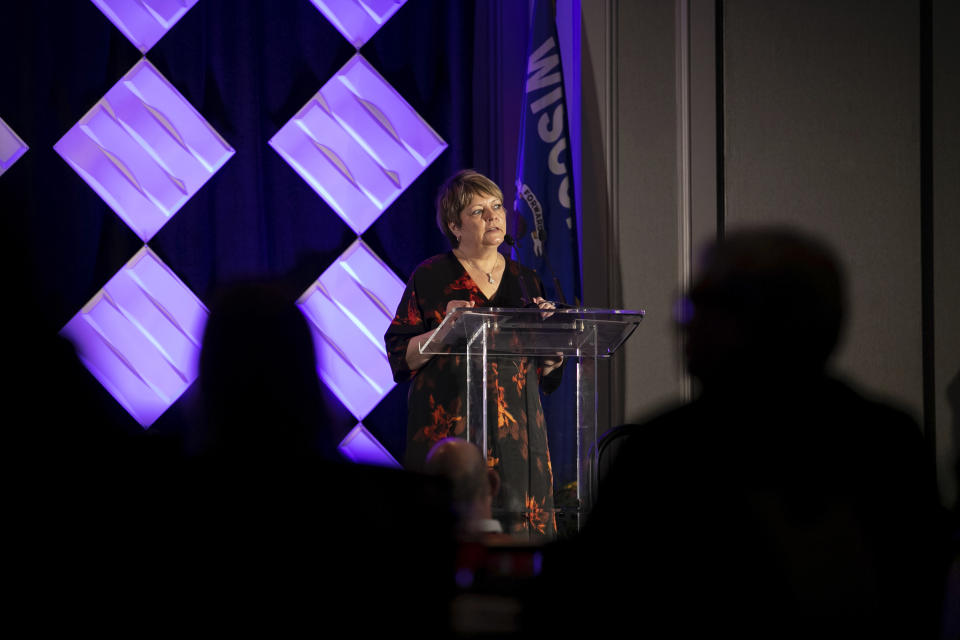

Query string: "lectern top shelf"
[418, 307, 645, 358]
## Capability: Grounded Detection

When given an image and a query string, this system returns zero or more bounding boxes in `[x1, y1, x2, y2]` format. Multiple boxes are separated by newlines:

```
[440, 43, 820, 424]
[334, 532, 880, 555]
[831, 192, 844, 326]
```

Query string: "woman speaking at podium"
[384, 169, 562, 538]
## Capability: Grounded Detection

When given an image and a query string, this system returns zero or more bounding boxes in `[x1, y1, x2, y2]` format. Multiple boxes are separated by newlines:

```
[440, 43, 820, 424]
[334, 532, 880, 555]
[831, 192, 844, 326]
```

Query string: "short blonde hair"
[435, 169, 504, 247]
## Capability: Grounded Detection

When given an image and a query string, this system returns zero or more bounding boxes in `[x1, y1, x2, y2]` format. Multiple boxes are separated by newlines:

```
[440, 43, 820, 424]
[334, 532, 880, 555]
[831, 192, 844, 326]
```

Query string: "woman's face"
[450, 192, 505, 252]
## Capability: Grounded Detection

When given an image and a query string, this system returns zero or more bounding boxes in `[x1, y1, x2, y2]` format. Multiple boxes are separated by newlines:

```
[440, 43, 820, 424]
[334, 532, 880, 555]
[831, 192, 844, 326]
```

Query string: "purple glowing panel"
[270, 54, 446, 235]
[61, 247, 208, 428]
[310, 0, 407, 49]
[338, 424, 402, 469]
[92, 0, 199, 53]
[297, 239, 404, 420]
[55, 59, 234, 242]
[0, 116, 28, 175]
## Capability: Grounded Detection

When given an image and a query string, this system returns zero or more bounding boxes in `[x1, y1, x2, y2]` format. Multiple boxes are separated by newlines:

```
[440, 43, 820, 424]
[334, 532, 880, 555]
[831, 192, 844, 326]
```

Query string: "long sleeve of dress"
[384, 276, 425, 383]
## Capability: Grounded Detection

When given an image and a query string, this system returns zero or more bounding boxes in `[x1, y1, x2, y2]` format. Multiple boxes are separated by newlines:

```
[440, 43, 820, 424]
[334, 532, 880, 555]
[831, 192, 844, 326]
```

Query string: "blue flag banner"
[513, 0, 580, 305]
[514, 0, 581, 533]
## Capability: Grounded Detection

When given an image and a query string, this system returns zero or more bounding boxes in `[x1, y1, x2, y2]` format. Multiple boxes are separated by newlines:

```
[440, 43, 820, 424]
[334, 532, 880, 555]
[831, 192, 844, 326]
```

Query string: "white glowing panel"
[298, 239, 404, 420]
[0, 116, 28, 175]
[310, 0, 407, 49]
[55, 59, 234, 242]
[61, 247, 208, 428]
[92, 0, 199, 53]
[270, 54, 446, 235]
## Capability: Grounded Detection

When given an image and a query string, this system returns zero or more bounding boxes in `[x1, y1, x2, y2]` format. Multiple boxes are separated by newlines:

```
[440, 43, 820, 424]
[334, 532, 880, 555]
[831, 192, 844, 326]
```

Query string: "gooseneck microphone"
[504, 233, 575, 309]
[504, 234, 533, 305]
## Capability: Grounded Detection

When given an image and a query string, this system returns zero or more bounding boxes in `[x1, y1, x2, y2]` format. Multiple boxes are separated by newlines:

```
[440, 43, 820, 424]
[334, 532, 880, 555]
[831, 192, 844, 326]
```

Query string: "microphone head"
[504, 234, 515, 246]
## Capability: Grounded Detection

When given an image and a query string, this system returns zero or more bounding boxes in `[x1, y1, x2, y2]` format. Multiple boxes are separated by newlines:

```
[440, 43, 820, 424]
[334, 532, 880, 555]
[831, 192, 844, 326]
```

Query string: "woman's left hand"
[532, 296, 556, 317]
[533, 297, 563, 374]
[540, 352, 564, 376]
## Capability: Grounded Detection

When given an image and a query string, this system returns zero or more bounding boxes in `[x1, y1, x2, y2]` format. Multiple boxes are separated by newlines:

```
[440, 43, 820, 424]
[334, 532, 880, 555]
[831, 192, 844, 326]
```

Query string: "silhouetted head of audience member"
[198, 280, 332, 458]
[425, 438, 501, 534]
[682, 228, 845, 389]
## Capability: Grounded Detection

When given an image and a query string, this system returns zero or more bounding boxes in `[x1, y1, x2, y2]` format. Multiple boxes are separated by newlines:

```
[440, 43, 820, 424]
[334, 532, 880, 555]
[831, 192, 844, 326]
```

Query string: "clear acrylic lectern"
[419, 307, 643, 534]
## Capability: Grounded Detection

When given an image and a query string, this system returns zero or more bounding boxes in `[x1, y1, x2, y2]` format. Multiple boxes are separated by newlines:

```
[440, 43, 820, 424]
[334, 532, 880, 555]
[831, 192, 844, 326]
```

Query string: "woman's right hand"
[405, 300, 474, 372]
[445, 299, 475, 315]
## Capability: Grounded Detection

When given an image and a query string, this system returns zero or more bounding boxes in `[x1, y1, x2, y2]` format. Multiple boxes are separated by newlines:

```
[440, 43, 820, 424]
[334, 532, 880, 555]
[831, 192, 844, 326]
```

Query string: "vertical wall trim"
[920, 0, 935, 450]
[676, 0, 693, 401]
[607, 0, 620, 310]
[714, 0, 725, 238]
[605, 0, 625, 428]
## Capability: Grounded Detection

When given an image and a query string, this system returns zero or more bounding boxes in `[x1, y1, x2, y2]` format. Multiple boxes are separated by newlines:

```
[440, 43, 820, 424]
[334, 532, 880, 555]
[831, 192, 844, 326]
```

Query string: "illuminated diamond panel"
[297, 239, 404, 420]
[270, 54, 446, 235]
[55, 59, 234, 242]
[0, 116, 28, 175]
[310, 0, 407, 49]
[92, 0, 199, 53]
[61, 247, 208, 428]
[338, 423, 402, 468]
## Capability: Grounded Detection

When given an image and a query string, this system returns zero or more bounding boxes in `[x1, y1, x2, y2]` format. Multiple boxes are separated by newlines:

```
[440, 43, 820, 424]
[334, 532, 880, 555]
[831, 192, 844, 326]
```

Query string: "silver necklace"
[462, 252, 501, 284]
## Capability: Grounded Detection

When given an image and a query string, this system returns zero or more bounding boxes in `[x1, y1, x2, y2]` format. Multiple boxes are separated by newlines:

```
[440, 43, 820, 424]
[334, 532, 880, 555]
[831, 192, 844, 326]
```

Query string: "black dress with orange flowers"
[384, 252, 560, 538]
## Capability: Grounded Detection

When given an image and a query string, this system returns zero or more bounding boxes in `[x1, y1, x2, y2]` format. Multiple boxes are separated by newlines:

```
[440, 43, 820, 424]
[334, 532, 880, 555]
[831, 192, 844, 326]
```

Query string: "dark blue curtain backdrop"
[0, 1, 567, 466]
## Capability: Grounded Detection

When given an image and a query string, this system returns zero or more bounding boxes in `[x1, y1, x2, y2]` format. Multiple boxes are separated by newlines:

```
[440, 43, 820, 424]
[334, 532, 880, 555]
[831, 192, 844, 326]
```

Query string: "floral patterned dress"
[384, 252, 560, 538]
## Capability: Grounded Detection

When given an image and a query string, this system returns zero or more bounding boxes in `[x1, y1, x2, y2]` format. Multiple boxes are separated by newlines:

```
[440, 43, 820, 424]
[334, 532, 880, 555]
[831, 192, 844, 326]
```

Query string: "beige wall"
[723, 0, 923, 414]
[932, 0, 960, 508]
[580, 0, 959, 504]
[583, 1, 688, 428]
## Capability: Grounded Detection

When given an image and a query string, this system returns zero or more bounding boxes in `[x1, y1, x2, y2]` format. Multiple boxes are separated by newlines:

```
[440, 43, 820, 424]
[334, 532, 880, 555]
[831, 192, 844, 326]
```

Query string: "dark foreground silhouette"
[10, 281, 457, 635]
[530, 228, 948, 638]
